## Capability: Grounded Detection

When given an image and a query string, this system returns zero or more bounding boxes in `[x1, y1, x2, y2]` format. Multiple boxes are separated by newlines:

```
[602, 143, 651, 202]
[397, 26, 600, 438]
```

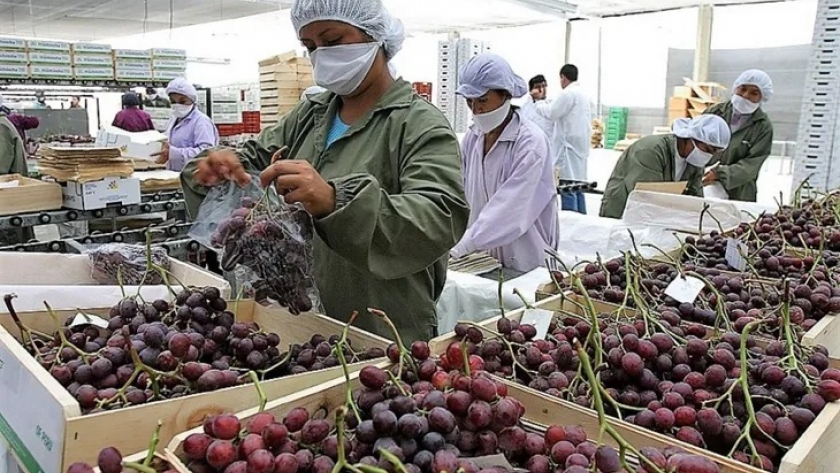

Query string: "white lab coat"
[535, 82, 591, 181]
[520, 96, 557, 160]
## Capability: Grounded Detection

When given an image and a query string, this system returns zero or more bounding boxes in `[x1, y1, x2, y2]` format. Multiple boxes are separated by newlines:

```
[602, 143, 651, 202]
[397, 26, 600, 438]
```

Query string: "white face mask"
[731, 94, 759, 115]
[311, 42, 380, 96]
[686, 140, 713, 167]
[172, 103, 193, 119]
[473, 100, 511, 134]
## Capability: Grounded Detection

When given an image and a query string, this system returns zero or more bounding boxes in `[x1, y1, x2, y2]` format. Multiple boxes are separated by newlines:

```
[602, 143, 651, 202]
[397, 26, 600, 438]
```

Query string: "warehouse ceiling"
[0, 0, 803, 41]
[0, 0, 290, 41]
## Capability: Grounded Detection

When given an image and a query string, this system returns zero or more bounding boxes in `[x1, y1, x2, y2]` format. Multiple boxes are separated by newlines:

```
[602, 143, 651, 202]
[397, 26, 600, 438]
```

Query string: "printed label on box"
[28, 52, 71, 65]
[115, 59, 152, 70]
[73, 67, 115, 80]
[150, 48, 187, 58]
[0, 64, 28, 77]
[29, 65, 73, 78]
[0, 340, 67, 473]
[116, 69, 153, 80]
[73, 55, 114, 66]
[152, 58, 187, 69]
[113, 49, 151, 59]
[0, 51, 27, 64]
[72, 42, 112, 54]
[61, 178, 141, 210]
[0, 37, 26, 49]
[152, 69, 184, 81]
[28, 40, 71, 52]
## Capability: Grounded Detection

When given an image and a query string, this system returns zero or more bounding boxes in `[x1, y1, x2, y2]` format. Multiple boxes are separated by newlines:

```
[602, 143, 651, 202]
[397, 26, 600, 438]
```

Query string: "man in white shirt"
[520, 75, 556, 149]
[533, 64, 591, 214]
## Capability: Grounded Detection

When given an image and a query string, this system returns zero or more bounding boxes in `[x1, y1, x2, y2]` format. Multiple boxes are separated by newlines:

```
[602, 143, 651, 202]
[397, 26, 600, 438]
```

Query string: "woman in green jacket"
[599, 115, 731, 219]
[181, 0, 469, 343]
[0, 114, 26, 177]
[703, 70, 774, 202]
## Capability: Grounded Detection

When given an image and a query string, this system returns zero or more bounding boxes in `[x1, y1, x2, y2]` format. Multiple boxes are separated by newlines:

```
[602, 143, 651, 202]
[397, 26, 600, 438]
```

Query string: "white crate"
[0, 64, 28, 78]
[152, 58, 187, 70]
[211, 90, 241, 103]
[113, 49, 151, 59]
[29, 64, 73, 79]
[28, 40, 71, 52]
[28, 52, 72, 65]
[212, 112, 241, 124]
[212, 102, 240, 114]
[115, 68, 152, 81]
[72, 54, 113, 67]
[115, 58, 152, 70]
[0, 37, 26, 50]
[0, 50, 26, 64]
[73, 66, 115, 80]
[150, 48, 186, 59]
[72, 43, 112, 54]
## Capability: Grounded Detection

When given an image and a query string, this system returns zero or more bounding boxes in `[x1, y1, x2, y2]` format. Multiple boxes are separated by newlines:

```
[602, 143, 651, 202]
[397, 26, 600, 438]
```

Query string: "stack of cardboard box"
[258, 52, 315, 130]
[667, 78, 727, 125]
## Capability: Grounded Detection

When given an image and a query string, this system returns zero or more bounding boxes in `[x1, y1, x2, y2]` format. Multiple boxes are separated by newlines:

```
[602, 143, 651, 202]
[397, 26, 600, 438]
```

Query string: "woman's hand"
[193, 149, 252, 187]
[260, 160, 336, 218]
[703, 169, 717, 185]
[152, 141, 170, 164]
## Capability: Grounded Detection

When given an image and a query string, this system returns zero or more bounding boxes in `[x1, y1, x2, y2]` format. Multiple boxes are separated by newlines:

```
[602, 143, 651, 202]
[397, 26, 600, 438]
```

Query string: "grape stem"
[574, 340, 665, 473]
[141, 420, 162, 467]
[248, 371, 267, 412]
[331, 407, 365, 473]
[122, 461, 156, 473]
[3, 294, 51, 358]
[497, 266, 506, 319]
[368, 308, 418, 377]
[512, 288, 534, 310]
[44, 301, 90, 363]
[724, 319, 765, 466]
[460, 340, 471, 377]
[335, 312, 363, 423]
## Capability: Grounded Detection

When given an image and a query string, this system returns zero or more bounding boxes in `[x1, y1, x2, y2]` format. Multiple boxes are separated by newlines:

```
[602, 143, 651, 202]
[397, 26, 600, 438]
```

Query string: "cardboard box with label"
[61, 177, 141, 210]
[0, 37, 26, 50]
[0, 64, 28, 78]
[29, 64, 73, 79]
[28, 52, 72, 65]
[71, 42, 112, 54]
[95, 126, 166, 160]
[28, 40, 71, 52]
[73, 66, 115, 80]
[0, 50, 27, 64]
[72, 54, 114, 67]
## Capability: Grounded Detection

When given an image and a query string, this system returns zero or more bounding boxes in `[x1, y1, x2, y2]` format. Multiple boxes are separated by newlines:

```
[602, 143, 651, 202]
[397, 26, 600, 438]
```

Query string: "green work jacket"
[182, 79, 469, 343]
[599, 134, 703, 219]
[704, 101, 773, 202]
[0, 116, 26, 177]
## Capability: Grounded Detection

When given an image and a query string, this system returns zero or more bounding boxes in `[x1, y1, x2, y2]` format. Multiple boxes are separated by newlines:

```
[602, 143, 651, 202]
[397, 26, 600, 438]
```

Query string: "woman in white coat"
[532, 64, 591, 214]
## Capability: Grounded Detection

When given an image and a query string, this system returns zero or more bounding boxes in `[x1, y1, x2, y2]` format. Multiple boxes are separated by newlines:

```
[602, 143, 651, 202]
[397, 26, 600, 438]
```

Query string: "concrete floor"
[582, 148, 793, 212]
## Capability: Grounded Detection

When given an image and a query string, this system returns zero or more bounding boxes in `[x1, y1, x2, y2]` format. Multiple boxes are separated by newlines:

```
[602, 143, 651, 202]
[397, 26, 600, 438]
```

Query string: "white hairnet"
[290, 0, 405, 60]
[672, 115, 731, 149]
[733, 69, 773, 102]
[165, 78, 197, 103]
[300, 85, 327, 100]
[456, 53, 528, 99]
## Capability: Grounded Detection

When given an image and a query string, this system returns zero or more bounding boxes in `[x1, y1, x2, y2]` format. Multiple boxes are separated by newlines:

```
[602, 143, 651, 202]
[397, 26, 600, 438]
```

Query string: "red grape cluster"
[9, 287, 381, 414]
[66, 450, 174, 473]
[449, 314, 840, 472]
[210, 195, 318, 315]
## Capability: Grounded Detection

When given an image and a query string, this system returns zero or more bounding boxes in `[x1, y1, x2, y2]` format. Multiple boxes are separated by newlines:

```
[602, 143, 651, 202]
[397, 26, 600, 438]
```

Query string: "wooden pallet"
[0, 301, 390, 472]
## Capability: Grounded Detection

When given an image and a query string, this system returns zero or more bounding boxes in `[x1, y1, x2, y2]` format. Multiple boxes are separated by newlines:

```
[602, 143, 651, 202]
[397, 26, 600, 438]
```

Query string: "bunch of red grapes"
[447, 315, 840, 472]
[210, 195, 318, 315]
[12, 287, 381, 414]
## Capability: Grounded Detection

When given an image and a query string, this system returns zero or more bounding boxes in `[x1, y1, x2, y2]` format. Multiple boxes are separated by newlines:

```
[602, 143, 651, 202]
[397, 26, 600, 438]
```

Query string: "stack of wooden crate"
[259, 51, 315, 130]
[666, 78, 727, 125]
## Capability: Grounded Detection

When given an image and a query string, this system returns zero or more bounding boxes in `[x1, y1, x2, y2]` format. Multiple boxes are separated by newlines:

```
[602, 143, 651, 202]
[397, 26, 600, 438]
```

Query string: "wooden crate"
[0, 174, 63, 216]
[0, 301, 390, 473]
[165, 364, 796, 473]
[427, 296, 840, 473]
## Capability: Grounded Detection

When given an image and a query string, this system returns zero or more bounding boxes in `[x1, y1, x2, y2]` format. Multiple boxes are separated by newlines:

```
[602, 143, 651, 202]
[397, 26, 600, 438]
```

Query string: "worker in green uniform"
[702, 70, 774, 202]
[599, 115, 731, 219]
[180, 0, 469, 343]
[0, 109, 26, 176]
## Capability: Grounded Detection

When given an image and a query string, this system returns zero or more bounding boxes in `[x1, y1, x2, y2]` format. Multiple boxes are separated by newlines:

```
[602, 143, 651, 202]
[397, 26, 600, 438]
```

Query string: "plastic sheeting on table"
[622, 190, 743, 233]
[436, 268, 547, 334]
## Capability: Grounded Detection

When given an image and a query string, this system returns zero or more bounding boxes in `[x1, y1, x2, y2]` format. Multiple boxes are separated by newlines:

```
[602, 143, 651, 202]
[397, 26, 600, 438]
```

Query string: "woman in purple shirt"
[112, 93, 155, 133]
[152, 78, 219, 172]
[450, 53, 559, 273]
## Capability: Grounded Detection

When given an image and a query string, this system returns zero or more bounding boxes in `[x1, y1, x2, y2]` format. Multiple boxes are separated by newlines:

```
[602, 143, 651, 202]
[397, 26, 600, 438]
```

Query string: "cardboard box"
[29, 64, 73, 79]
[115, 68, 153, 81]
[0, 174, 62, 215]
[71, 43, 112, 54]
[0, 37, 26, 50]
[112, 49, 151, 59]
[211, 102, 240, 114]
[28, 51, 72, 65]
[211, 90, 240, 102]
[212, 111, 242, 124]
[73, 66, 115, 80]
[673, 85, 692, 98]
[0, 253, 231, 312]
[668, 109, 690, 124]
[0, 50, 26, 64]
[258, 51, 297, 67]
[151, 69, 184, 81]
[0, 64, 28, 78]
[150, 48, 187, 58]
[668, 96, 689, 111]
[72, 54, 114, 66]
[115, 58, 152, 70]
[60, 177, 141, 210]
[152, 57, 186, 69]
[95, 126, 166, 160]
[28, 40, 71, 52]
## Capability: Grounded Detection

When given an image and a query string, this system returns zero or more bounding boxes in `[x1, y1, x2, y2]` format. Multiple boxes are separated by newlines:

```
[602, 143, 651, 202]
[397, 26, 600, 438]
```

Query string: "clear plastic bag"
[87, 243, 170, 285]
[189, 179, 321, 315]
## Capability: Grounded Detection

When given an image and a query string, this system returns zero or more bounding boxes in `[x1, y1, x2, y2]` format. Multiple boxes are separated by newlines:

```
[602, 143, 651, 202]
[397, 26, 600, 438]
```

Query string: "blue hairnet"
[290, 0, 405, 60]
[165, 78, 197, 103]
[122, 93, 140, 107]
[733, 69, 773, 103]
[672, 115, 731, 149]
[456, 53, 528, 99]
